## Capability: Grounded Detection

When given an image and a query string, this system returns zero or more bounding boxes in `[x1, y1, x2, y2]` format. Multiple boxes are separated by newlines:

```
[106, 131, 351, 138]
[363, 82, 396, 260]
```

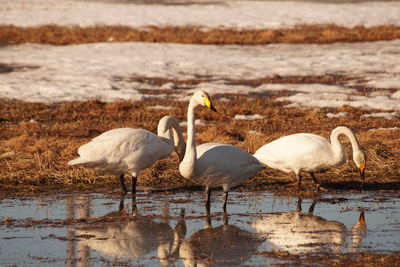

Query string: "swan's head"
[192, 90, 217, 112]
[353, 150, 366, 179]
[157, 116, 186, 161]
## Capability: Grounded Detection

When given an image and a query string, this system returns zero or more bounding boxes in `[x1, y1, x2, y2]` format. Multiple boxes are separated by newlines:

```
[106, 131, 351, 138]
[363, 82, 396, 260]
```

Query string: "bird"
[179, 90, 264, 211]
[68, 115, 185, 194]
[253, 126, 366, 191]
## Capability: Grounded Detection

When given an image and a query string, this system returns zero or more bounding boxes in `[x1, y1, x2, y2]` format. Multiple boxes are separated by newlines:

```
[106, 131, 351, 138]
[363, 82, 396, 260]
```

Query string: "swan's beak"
[204, 96, 217, 112]
[358, 162, 366, 179]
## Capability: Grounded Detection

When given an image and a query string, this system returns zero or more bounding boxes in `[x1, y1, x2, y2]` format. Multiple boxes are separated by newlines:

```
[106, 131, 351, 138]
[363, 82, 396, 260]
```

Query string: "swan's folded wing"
[69, 128, 170, 171]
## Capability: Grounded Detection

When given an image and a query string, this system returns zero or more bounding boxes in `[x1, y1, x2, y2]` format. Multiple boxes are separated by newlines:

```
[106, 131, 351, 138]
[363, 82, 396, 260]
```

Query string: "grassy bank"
[0, 79, 399, 197]
[1, 24, 400, 45]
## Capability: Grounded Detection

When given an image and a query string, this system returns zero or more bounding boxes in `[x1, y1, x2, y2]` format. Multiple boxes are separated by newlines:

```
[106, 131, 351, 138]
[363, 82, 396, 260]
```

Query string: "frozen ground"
[0, 41, 399, 111]
[1, 0, 400, 28]
[0, 0, 399, 115]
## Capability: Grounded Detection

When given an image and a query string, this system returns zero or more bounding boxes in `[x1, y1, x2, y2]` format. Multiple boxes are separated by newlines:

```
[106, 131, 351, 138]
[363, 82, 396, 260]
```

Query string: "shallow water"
[1, 190, 399, 266]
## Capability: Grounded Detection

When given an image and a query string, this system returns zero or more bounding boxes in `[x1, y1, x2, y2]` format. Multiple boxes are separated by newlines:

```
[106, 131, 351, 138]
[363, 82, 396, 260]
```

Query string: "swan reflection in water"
[251, 199, 366, 254]
[350, 209, 366, 252]
[180, 213, 262, 266]
[73, 199, 186, 266]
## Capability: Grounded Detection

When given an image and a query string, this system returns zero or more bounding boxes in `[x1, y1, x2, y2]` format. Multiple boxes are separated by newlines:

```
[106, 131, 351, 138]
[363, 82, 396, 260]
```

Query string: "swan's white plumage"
[69, 128, 172, 175]
[254, 133, 340, 174]
[68, 116, 185, 192]
[179, 90, 263, 209]
[253, 126, 365, 189]
[193, 142, 263, 189]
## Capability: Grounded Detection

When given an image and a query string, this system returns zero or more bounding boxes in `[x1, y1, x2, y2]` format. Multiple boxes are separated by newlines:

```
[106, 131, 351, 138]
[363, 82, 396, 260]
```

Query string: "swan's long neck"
[169, 119, 186, 161]
[157, 120, 174, 145]
[330, 126, 361, 164]
[180, 99, 197, 178]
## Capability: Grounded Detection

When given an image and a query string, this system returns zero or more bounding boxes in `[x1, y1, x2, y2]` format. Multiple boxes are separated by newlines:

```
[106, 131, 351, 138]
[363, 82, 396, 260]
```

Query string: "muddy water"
[1, 190, 399, 266]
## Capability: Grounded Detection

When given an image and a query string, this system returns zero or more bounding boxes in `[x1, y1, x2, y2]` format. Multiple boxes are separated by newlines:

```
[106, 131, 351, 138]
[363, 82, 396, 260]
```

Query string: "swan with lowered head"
[68, 115, 185, 193]
[253, 126, 366, 190]
[179, 90, 264, 211]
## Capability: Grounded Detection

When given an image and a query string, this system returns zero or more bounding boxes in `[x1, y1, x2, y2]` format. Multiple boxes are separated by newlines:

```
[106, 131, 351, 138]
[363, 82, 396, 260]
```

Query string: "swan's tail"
[68, 157, 91, 166]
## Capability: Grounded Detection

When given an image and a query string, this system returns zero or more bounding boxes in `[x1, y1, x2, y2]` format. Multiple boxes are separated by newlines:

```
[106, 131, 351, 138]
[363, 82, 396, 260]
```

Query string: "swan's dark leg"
[119, 174, 128, 193]
[295, 172, 302, 191]
[132, 176, 137, 195]
[222, 190, 228, 212]
[205, 186, 211, 213]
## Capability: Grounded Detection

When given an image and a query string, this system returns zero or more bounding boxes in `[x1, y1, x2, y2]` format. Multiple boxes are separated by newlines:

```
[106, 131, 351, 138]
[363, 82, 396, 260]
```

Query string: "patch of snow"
[147, 105, 176, 110]
[248, 130, 263, 136]
[1, 0, 400, 29]
[0, 41, 399, 109]
[160, 82, 179, 90]
[234, 114, 266, 120]
[326, 112, 350, 118]
[392, 90, 400, 99]
[361, 112, 400, 120]
[368, 127, 400, 132]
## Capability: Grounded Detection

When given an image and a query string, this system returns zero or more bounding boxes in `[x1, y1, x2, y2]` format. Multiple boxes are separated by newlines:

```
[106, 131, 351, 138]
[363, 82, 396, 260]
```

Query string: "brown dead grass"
[257, 251, 400, 267]
[0, 77, 399, 197]
[1, 24, 399, 45]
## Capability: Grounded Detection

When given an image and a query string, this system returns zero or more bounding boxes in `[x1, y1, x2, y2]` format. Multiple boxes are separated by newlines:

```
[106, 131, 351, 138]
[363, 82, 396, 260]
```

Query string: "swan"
[179, 90, 264, 211]
[68, 115, 185, 193]
[253, 126, 366, 190]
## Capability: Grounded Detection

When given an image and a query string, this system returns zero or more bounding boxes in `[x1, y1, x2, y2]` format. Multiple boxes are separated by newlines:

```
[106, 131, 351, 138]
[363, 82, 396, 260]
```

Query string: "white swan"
[179, 90, 264, 211]
[68, 115, 185, 193]
[253, 126, 366, 190]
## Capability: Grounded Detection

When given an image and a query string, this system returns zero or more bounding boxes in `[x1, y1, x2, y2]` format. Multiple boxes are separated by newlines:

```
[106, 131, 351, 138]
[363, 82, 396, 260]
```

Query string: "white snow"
[1, 0, 399, 29]
[248, 130, 263, 136]
[368, 127, 400, 132]
[234, 114, 266, 120]
[147, 105, 176, 110]
[361, 112, 400, 120]
[0, 0, 399, 111]
[326, 112, 350, 118]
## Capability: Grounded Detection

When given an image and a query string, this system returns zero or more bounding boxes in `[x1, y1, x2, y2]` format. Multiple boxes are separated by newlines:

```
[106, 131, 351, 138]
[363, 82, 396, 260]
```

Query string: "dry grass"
[0, 77, 399, 197]
[1, 24, 400, 45]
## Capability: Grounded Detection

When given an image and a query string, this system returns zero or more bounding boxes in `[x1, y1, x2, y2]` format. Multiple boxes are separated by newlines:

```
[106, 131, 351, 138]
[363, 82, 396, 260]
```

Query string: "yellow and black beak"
[204, 96, 217, 112]
[358, 162, 366, 179]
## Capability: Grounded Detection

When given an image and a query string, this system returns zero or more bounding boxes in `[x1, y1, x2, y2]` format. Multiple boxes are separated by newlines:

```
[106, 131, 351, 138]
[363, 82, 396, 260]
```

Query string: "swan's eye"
[202, 95, 204, 97]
